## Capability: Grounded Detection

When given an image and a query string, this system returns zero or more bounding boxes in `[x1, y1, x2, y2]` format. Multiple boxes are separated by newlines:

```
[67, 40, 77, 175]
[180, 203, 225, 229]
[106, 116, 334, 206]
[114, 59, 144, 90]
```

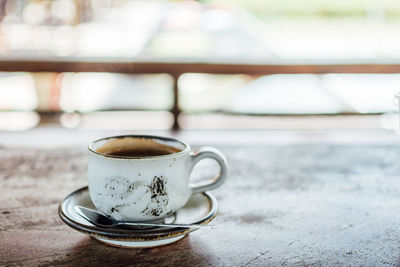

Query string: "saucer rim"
[58, 186, 218, 242]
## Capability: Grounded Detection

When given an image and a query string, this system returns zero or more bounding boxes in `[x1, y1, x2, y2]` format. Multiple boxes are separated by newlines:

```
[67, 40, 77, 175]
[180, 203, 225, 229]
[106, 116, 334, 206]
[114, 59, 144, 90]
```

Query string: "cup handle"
[189, 147, 228, 194]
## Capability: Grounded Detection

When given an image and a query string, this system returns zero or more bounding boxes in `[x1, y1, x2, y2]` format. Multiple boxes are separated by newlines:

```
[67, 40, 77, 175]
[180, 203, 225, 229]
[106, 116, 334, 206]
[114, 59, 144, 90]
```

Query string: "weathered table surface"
[1, 129, 400, 266]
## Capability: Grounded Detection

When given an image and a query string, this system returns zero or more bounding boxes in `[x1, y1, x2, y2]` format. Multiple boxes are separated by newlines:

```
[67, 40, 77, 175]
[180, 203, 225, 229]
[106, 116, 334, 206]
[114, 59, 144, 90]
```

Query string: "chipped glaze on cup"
[88, 135, 228, 222]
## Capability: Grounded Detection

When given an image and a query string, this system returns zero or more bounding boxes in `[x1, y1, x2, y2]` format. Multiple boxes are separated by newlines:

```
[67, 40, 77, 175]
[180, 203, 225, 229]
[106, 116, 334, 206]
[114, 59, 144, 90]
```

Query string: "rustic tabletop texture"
[1, 129, 400, 266]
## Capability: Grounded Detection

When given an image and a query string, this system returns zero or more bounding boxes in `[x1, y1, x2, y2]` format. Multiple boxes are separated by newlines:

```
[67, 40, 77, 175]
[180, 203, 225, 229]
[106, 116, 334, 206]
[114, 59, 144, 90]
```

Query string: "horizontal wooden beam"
[0, 59, 400, 74]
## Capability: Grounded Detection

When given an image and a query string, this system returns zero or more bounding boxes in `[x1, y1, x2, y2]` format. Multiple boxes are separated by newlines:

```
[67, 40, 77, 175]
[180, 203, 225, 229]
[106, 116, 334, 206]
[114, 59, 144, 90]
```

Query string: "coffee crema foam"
[96, 137, 182, 157]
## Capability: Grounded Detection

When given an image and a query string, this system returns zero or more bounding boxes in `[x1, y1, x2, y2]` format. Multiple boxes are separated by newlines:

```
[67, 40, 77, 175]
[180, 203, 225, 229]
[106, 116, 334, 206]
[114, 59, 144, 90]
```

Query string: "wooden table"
[1, 128, 400, 266]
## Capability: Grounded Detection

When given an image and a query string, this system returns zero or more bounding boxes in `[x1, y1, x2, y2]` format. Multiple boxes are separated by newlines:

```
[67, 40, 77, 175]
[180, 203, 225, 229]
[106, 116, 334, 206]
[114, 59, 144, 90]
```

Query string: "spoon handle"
[74, 205, 214, 229]
[118, 221, 212, 229]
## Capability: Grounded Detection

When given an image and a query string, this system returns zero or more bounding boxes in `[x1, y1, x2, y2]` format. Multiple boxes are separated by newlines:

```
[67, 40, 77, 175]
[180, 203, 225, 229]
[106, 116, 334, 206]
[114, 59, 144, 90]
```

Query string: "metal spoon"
[74, 206, 211, 229]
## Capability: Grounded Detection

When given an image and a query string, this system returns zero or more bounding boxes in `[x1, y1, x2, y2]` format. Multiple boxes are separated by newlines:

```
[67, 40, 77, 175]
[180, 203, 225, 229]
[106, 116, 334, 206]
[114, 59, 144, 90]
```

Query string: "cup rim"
[88, 135, 190, 160]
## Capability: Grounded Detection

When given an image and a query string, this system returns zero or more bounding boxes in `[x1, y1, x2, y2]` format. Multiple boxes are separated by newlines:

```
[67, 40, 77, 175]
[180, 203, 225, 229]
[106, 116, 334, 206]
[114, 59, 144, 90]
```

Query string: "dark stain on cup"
[110, 204, 128, 213]
[150, 176, 167, 199]
[141, 176, 169, 217]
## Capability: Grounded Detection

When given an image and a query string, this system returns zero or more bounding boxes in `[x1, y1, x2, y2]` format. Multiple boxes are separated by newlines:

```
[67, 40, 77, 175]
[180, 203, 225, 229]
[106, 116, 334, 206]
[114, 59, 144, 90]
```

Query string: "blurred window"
[0, 0, 399, 130]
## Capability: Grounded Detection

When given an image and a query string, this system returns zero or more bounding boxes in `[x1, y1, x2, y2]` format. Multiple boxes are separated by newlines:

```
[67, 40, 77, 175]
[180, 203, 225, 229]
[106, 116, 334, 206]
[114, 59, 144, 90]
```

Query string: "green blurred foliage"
[202, 0, 400, 18]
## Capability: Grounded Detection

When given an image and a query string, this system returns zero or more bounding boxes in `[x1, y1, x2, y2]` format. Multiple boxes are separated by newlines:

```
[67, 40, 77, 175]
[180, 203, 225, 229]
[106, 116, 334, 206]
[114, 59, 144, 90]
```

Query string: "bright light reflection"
[0, 73, 37, 110]
[0, 111, 39, 131]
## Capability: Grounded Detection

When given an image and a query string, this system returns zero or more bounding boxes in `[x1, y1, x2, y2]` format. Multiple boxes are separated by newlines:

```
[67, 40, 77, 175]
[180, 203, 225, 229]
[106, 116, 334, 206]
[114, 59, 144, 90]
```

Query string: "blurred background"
[1, 0, 400, 131]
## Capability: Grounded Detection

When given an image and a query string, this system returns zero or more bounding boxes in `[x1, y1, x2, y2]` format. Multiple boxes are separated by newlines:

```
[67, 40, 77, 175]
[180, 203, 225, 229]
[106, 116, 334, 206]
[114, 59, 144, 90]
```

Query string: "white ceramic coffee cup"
[88, 135, 228, 222]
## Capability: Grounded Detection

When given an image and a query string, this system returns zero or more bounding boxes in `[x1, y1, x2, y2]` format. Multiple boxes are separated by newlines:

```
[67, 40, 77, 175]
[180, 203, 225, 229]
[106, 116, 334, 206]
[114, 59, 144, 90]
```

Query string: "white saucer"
[58, 186, 218, 248]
